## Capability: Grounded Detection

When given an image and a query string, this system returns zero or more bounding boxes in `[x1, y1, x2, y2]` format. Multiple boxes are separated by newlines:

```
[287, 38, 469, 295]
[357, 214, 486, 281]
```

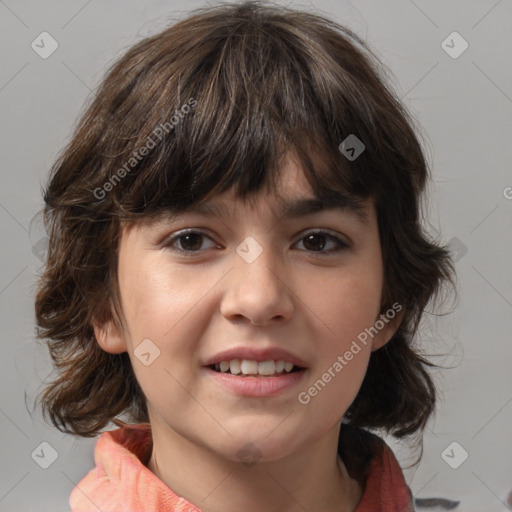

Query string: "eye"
[162, 229, 349, 256]
[294, 230, 348, 254]
[163, 230, 217, 254]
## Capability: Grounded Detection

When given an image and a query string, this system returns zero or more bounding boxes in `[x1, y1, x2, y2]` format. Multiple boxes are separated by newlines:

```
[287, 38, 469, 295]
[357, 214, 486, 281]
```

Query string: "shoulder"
[338, 425, 414, 511]
[102, 421, 153, 464]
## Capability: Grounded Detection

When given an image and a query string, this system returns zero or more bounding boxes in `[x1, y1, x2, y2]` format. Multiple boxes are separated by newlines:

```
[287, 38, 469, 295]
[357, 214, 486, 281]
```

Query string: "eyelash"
[162, 229, 349, 257]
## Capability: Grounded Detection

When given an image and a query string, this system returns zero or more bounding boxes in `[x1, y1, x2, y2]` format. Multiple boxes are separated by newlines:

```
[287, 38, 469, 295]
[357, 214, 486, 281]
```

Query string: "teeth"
[215, 359, 297, 376]
[229, 359, 241, 375]
[240, 360, 259, 375]
[258, 361, 275, 375]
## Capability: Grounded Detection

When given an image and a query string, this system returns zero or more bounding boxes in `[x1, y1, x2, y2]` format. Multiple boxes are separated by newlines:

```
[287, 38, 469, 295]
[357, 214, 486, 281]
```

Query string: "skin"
[95, 155, 404, 512]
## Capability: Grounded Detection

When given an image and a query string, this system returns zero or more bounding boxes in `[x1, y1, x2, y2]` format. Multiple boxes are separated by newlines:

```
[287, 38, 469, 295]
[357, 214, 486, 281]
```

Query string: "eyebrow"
[179, 195, 369, 224]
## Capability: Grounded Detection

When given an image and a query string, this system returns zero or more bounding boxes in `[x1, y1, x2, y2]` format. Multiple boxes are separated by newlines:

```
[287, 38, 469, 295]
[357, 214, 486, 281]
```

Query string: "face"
[96, 156, 401, 463]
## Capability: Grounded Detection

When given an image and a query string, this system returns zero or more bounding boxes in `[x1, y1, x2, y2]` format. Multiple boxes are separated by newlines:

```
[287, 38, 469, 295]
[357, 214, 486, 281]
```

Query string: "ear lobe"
[370, 307, 405, 352]
[93, 318, 128, 354]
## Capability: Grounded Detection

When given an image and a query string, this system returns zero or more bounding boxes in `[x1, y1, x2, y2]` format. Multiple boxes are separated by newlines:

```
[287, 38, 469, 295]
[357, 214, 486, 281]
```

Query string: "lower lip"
[203, 367, 307, 397]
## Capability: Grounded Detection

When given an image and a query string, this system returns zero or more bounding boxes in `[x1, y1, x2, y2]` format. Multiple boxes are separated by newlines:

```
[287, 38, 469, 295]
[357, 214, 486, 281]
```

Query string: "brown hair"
[35, 0, 455, 456]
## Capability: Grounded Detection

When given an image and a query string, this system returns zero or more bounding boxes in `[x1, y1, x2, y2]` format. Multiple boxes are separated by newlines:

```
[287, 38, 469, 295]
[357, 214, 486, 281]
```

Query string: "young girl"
[35, 2, 454, 511]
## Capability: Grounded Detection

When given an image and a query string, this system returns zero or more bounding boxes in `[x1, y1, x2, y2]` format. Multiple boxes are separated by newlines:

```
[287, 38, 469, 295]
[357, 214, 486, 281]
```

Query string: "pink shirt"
[70, 423, 414, 511]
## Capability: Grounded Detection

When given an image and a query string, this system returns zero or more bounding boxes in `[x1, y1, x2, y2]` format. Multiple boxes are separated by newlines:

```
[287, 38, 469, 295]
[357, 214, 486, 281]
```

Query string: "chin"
[213, 420, 304, 464]
[219, 442, 295, 465]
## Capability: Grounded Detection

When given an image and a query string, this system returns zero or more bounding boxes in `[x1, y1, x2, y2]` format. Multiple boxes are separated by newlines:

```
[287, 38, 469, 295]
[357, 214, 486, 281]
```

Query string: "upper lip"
[203, 346, 308, 368]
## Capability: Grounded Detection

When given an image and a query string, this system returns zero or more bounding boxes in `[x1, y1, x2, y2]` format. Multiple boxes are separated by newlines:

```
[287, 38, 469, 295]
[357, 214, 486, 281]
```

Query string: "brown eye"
[162, 229, 347, 257]
[302, 233, 327, 251]
[295, 231, 348, 254]
[163, 230, 217, 254]
[176, 233, 204, 251]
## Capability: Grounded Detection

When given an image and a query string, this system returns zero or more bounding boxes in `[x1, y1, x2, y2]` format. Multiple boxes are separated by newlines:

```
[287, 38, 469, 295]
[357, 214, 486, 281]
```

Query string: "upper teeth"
[215, 359, 295, 375]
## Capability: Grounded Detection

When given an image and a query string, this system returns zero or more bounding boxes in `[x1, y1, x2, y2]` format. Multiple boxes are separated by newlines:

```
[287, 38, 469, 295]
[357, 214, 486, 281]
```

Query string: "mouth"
[204, 361, 306, 397]
[202, 347, 308, 396]
[208, 359, 304, 377]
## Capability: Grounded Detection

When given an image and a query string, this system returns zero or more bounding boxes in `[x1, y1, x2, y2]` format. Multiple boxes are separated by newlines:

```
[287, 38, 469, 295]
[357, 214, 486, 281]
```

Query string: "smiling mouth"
[208, 359, 303, 377]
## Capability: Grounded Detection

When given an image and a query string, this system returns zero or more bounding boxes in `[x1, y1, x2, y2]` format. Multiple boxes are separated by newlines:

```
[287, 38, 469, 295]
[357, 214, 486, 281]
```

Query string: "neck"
[146, 416, 362, 512]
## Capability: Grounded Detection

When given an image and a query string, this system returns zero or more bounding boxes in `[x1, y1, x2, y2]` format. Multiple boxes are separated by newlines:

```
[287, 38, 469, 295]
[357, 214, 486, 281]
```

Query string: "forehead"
[214, 157, 315, 210]
[173, 158, 371, 226]
[128, 155, 373, 234]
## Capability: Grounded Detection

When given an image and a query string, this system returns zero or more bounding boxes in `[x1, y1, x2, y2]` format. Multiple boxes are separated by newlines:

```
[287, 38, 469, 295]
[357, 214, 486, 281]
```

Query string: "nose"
[220, 245, 295, 326]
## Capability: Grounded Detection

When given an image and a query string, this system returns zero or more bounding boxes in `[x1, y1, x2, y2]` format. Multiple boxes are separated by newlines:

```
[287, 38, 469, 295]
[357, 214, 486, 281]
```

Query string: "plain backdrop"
[1, 1, 511, 510]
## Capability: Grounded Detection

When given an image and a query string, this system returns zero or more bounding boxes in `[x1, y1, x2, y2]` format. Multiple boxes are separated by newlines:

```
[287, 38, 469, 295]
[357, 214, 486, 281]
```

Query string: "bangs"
[89, 3, 400, 221]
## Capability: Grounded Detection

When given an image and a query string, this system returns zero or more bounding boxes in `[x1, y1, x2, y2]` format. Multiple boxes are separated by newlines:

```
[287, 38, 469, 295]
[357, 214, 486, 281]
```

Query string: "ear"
[93, 317, 128, 354]
[370, 306, 405, 352]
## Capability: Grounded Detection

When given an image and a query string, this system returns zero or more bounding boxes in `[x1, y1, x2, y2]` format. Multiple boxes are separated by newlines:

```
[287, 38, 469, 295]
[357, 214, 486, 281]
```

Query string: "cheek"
[119, 254, 207, 346]
[293, 263, 382, 424]
[301, 264, 383, 349]
[117, 258, 205, 402]
[117, 252, 223, 403]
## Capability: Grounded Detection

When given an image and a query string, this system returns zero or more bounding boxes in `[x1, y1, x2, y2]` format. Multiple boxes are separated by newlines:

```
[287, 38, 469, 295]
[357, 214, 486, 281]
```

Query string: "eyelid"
[296, 228, 349, 244]
[294, 229, 350, 253]
[161, 227, 350, 256]
[160, 228, 217, 254]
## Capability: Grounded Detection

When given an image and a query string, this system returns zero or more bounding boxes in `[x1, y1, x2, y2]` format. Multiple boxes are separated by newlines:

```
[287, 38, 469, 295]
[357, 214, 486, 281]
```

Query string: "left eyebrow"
[177, 195, 369, 225]
[276, 196, 369, 225]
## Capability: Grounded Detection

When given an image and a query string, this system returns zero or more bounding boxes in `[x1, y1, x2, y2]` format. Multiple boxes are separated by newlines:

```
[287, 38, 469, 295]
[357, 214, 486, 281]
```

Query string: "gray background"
[1, 1, 511, 510]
